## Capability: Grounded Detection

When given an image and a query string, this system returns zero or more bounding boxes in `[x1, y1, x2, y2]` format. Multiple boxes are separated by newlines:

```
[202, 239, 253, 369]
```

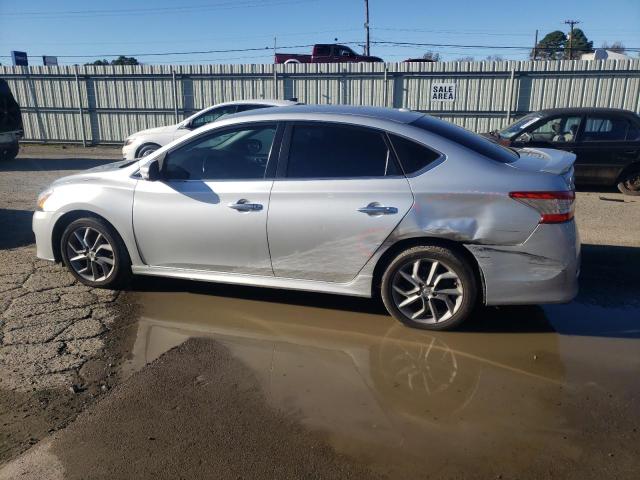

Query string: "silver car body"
[34, 105, 580, 305]
[121, 99, 298, 160]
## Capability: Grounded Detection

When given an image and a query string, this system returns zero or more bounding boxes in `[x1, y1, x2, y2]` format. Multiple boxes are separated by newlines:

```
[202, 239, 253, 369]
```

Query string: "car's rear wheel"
[60, 217, 131, 289]
[381, 245, 477, 330]
[137, 143, 160, 158]
[617, 168, 640, 196]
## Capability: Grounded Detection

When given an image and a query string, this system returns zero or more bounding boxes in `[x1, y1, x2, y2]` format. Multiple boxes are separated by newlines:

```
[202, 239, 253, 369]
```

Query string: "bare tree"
[602, 41, 626, 53]
[422, 51, 441, 62]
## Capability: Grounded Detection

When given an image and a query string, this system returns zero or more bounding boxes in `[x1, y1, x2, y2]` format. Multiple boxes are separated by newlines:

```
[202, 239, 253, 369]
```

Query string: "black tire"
[60, 217, 131, 289]
[617, 168, 640, 196]
[0, 142, 19, 161]
[136, 143, 160, 158]
[380, 245, 477, 331]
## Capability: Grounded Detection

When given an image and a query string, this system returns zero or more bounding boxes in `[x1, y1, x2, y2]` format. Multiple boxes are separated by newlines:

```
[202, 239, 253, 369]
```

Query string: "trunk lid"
[508, 147, 576, 186]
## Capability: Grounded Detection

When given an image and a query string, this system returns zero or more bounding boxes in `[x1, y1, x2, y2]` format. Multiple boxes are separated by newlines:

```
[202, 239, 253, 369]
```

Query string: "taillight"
[509, 191, 575, 224]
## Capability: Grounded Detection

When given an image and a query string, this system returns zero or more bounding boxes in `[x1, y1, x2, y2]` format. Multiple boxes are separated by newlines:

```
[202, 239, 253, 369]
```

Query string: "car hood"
[130, 124, 178, 137]
[49, 160, 138, 187]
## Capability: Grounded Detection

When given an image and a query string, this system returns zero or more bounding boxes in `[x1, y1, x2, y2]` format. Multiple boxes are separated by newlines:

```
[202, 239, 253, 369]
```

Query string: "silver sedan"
[33, 105, 580, 330]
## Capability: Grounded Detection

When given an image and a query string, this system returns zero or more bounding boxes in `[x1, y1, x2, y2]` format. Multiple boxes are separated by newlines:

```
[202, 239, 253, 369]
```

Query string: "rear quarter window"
[388, 134, 441, 174]
[411, 115, 518, 163]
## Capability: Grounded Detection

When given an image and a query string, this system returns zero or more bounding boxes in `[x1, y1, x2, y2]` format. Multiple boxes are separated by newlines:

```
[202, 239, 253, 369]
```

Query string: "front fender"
[44, 178, 143, 266]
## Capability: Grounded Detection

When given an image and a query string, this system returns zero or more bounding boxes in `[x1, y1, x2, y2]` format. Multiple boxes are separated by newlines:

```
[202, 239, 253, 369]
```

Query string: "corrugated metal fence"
[1, 59, 639, 144]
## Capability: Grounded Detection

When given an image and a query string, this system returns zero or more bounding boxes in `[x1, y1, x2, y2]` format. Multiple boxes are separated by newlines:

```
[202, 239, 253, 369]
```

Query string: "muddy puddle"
[124, 279, 640, 479]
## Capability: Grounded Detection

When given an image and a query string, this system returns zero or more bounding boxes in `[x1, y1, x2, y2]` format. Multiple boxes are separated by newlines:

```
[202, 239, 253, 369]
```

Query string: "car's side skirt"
[131, 265, 373, 298]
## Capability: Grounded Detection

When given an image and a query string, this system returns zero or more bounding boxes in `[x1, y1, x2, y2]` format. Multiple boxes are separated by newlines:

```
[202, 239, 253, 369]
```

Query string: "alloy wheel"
[66, 226, 115, 282]
[391, 258, 464, 325]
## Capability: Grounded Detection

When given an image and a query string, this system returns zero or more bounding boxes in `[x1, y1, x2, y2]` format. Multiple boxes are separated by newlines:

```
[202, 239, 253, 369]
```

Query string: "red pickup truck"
[275, 44, 383, 64]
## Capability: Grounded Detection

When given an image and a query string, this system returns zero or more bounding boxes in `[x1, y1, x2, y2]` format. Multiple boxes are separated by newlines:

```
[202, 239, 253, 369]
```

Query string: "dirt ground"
[0, 146, 639, 479]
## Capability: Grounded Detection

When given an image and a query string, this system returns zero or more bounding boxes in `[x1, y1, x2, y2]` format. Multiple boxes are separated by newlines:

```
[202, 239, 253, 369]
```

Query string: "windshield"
[498, 114, 542, 140]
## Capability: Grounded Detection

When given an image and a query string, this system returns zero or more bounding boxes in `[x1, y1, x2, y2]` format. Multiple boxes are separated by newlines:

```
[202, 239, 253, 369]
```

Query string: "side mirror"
[140, 159, 161, 181]
[178, 122, 191, 130]
[518, 132, 532, 144]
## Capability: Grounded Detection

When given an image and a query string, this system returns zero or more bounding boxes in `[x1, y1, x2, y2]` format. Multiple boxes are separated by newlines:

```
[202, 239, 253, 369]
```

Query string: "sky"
[1, 0, 638, 65]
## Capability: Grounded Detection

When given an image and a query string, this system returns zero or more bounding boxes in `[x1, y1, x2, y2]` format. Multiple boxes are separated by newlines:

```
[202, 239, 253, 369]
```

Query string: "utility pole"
[533, 29, 538, 60]
[564, 19, 580, 60]
[364, 0, 370, 56]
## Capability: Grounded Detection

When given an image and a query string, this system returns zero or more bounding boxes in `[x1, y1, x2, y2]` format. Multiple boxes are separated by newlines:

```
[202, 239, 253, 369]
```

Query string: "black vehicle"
[0, 78, 23, 161]
[486, 108, 640, 195]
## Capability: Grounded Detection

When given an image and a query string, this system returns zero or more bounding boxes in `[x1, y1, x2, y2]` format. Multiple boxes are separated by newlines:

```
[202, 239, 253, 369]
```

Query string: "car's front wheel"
[381, 245, 477, 330]
[617, 168, 640, 196]
[137, 143, 160, 158]
[60, 217, 131, 289]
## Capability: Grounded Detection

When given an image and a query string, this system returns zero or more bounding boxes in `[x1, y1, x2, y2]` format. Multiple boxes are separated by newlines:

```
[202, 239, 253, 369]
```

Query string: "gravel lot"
[0, 145, 137, 462]
[0, 145, 638, 478]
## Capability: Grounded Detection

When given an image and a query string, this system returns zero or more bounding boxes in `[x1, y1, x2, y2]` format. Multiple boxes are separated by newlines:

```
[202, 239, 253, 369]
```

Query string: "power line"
[373, 27, 532, 37]
[371, 40, 640, 52]
[2, 0, 317, 17]
[2, 39, 638, 61]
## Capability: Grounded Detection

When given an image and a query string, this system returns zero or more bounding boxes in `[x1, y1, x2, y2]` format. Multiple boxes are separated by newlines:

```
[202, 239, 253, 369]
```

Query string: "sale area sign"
[431, 83, 456, 101]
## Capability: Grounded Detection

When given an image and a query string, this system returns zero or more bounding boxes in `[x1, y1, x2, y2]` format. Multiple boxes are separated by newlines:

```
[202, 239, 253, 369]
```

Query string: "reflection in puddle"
[127, 287, 640, 478]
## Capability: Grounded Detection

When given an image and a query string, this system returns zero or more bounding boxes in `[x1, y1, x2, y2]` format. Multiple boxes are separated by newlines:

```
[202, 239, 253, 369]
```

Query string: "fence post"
[505, 68, 516, 124]
[74, 67, 87, 147]
[171, 70, 179, 123]
[383, 65, 388, 107]
[25, 67, 47, 143]
[273, 64, 278, 99]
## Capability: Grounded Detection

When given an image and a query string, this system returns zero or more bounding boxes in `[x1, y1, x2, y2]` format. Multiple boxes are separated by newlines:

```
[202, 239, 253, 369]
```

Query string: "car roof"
[206, 99, 299, 109]
[533, 107, 638, 117]
[221, 104, 425, 124]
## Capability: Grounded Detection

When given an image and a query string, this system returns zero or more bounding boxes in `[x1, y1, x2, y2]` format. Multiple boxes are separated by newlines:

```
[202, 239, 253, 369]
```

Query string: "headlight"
[123, 137, 136, 146]
[36, 189, 54, 211]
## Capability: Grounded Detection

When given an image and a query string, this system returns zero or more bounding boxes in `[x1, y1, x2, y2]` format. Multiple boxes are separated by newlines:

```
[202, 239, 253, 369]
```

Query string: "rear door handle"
[228, 199, 263, 212]
[358, 203, 398, 216]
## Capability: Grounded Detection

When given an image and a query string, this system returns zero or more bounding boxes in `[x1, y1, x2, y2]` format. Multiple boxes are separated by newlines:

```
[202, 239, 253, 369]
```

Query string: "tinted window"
[627, 119, 640, 141]
[315, 45, 331, 56]
[235, 104, 272, 113]
[389, 134, 441, 174]
[163, 124, 277, 181]
[286, 124, 399, 178]
[411, 116, 517, 163]
[527, 115, 581, 143]
[190, 105, 238, 129]
[581, 116, 629, 142]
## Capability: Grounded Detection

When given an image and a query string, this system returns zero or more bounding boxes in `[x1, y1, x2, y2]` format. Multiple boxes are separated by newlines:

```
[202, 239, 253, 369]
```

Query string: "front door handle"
[358, 202, 398, 216]
[228, 199, 263, 212]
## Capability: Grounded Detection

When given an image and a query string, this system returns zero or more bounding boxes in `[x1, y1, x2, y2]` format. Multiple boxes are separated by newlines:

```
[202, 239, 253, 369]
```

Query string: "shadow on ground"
[0, 209, 34, 249]
[0, 158, 114, 172]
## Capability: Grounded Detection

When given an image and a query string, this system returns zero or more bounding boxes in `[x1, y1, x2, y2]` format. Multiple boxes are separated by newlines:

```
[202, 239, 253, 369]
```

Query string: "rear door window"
[581, 116, 629, 142]
[285, 123, 399, 178]
[190, 105, 238, 129]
